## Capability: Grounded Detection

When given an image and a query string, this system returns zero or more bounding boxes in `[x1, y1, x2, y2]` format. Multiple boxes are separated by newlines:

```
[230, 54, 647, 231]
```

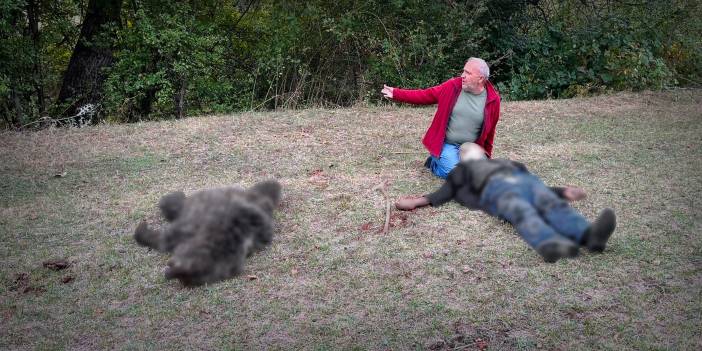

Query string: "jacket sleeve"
[392, 81, 448, 105]
[426, 165, 465, 207]
[452, 163, 481, 209]
[482, 96, 500, 158]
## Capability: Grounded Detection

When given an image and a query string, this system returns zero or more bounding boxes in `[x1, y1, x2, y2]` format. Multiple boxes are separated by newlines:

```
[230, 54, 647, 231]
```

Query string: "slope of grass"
[1, 89, 700, 350]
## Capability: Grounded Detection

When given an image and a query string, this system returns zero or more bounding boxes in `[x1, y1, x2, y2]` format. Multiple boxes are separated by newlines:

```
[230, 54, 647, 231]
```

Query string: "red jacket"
[392, 77, 501, 158]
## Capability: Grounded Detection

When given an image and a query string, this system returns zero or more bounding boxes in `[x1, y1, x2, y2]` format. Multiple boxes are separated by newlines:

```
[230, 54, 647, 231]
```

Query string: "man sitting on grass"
[395, 143, 616, 263]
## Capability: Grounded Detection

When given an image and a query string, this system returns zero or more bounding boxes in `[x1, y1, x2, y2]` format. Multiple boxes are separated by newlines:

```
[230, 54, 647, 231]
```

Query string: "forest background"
[1, 0, 701, 128]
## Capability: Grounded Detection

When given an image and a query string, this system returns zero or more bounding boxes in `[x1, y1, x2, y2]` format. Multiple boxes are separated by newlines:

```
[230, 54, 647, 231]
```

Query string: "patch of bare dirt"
[9, 272, 45, 295]
[357, 212, 411, 234]
[42, 258, 71, 270]
[426, 320, 514, 350]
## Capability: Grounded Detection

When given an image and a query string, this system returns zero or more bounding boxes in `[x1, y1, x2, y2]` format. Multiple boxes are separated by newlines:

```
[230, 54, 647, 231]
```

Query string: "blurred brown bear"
[135, 180, 281, 286]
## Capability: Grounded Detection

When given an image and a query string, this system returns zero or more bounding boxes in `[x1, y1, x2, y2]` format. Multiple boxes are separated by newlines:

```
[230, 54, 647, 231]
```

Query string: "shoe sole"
[588, 208, 616, 252]
[538, 240, 579, 263]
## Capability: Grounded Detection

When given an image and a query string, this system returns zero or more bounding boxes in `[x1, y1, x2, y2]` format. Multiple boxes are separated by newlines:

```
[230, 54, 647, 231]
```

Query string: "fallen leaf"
[245, 275, 258, 281]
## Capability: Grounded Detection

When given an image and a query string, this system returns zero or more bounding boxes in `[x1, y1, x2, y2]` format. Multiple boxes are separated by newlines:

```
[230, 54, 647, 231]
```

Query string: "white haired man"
[395, 143, 617, 263]
[382, 58, 501, 178]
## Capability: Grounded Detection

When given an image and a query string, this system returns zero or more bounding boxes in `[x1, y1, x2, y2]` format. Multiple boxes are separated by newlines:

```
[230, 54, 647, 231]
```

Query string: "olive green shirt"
[445, 89, 486, 145]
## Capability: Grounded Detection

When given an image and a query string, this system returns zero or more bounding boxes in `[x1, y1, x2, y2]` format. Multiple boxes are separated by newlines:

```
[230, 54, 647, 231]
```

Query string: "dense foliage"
[1, 0, 700, 127]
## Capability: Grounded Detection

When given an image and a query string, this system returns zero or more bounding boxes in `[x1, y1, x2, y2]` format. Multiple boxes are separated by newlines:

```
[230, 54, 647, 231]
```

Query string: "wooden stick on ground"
[373, 180, 391, 234]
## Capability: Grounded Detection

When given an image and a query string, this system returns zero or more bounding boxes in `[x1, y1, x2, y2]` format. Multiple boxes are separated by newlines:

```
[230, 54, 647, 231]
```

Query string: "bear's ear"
[248, 180, 282, 207]
[159, 191, 186, 222]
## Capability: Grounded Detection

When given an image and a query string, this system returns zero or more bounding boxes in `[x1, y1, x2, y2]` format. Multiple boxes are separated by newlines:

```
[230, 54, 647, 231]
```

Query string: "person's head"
[459, 142, 487, 162]
[461, 57, 489, 94]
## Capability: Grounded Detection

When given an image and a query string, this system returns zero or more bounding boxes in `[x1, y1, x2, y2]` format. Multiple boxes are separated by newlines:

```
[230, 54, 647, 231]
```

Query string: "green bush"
[103, 3, 235, 122]
[498, 19, 674, 100]
[2, 0, 699, 126]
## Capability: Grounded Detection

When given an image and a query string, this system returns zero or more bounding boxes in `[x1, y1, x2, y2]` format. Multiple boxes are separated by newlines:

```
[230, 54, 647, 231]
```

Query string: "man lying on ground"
[395, 143, 616, 263]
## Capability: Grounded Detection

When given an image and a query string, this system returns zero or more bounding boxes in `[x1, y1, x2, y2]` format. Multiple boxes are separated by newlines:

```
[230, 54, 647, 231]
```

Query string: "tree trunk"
[57, 0, 123, 121]
[27, 0, 45, 115]
[2, 100, 16, 128]
[174, 78, 187, 119]
[11, 88, 23, 126]
[135, 87, 157, 121]
[134, 57, 159, 120]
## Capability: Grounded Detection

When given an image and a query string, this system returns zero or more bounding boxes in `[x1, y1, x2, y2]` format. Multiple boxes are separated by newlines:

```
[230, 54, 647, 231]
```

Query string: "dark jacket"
[426, 159, 566, 210]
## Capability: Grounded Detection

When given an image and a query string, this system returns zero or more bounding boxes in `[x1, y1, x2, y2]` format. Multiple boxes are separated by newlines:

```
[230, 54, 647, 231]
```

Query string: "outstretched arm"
[382, 80, 447, 105]
[396, 167, 462, 211]
[424, 179, 456, 207]
[396, 174, 463, 211]
[425, 164, 468, 207]
[395, 196, 430, 211]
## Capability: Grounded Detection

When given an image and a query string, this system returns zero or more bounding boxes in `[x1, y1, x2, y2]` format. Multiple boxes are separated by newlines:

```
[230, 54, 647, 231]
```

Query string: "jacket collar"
[450, 77, 500, 103]
[484, 80, 500, 104]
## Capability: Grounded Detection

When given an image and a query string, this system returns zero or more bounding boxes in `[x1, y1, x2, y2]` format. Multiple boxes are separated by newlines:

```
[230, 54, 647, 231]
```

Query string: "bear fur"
[134, 180, 282, 286]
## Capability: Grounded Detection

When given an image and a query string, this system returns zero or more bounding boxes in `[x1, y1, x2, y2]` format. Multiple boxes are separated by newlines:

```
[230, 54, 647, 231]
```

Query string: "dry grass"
[1, 89, 701, 350]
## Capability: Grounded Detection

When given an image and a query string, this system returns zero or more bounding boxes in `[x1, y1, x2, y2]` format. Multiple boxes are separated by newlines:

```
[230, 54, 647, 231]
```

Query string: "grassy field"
[1, 89, 701, 350]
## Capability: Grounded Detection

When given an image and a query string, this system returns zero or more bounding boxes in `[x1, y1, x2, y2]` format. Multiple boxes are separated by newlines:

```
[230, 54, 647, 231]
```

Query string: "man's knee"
[432, 152, 459, 179]
[432, 159, 457, 178]
[496, 193, 533, 221]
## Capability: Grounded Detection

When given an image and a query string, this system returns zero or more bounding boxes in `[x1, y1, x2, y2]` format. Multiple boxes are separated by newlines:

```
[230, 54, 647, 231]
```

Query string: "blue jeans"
[428, 143, 461, 179]
[479, 171, 590, 249]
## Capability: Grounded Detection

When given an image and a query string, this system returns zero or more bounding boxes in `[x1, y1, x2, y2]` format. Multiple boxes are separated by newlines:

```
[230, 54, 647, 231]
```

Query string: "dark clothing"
[427, 159, 555, 209]
[426, 159, 588, 249]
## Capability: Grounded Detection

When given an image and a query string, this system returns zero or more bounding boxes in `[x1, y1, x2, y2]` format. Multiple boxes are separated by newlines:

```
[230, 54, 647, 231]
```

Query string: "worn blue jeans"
[479, 170, 590, 249]
[428, 143, 461, 179]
